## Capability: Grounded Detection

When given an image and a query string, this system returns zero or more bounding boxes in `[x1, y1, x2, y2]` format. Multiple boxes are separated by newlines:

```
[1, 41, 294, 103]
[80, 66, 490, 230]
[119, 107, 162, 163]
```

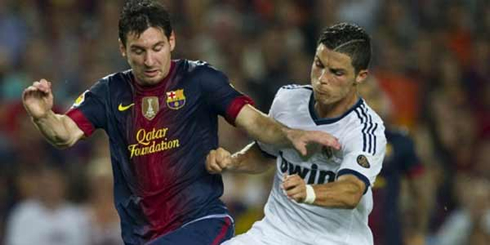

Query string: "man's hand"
[22, 79, 54, 120]
[285, 128, 341, 156]
[206, 147, 235, 174]
[282, 174, 309, 203]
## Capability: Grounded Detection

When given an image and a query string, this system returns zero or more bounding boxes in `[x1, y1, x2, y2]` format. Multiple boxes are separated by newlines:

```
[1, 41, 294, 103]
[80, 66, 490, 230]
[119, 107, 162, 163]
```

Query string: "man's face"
[310, 44, 367, 106]
[120, 27, 175, 86]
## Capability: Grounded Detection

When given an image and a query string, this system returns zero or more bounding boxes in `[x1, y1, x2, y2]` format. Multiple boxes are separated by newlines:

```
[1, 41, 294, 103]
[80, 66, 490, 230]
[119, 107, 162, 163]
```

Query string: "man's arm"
[206, 143, 275, 174]
[22, 79, 84, 148]
[282, 174, 365, 209]
[235, 105, 340, 155]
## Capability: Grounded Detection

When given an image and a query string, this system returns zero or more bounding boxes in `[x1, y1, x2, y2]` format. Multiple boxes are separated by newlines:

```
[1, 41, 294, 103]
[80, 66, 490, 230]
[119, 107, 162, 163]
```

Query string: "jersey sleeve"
[199, 65, 253, 126]
[65, 80, 108, 137]
[338, 123, 387, 194]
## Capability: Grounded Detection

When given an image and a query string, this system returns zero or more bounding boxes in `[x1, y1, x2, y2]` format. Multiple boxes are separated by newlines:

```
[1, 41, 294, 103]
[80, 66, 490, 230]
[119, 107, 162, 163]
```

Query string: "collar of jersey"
[308, 92, 363, 125]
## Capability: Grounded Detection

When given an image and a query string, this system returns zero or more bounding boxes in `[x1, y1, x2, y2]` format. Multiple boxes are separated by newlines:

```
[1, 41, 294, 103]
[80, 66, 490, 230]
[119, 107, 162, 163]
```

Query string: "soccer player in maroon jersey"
[21, 1, 340, 244]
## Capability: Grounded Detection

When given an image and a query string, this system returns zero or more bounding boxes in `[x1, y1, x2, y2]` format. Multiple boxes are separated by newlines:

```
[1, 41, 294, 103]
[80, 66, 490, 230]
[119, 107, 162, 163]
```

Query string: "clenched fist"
[282, 174, 308, 203]
[22, 79, 54, 120]
[206, 147, 236, 174]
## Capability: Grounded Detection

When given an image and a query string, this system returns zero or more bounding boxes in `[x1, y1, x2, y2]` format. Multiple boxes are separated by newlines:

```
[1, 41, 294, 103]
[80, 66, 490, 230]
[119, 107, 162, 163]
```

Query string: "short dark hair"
[317, 23, 371, 73]
[118, 0, 172, 46]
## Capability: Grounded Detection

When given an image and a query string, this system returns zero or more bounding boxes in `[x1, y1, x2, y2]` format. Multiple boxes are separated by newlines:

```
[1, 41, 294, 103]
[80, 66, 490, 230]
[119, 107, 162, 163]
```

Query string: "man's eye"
[331, 69, 344, 76]
[133, 49, 143, 55]
[154, 45, 163, 51]
[315, 61, 323, 67]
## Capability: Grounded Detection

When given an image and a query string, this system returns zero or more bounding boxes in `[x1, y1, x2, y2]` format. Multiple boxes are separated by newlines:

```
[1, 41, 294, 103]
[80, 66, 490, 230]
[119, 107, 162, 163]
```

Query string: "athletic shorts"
[148, 215, 234, 245]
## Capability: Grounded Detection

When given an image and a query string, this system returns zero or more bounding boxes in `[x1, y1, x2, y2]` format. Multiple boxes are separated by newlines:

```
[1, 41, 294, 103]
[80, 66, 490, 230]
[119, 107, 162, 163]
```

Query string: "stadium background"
[0, 0, 489, 244]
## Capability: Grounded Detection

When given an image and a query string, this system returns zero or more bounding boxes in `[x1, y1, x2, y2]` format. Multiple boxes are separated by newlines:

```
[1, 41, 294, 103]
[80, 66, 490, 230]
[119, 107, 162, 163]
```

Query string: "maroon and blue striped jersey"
[66, 59, 252, 244]
[369, 128, 424, 245]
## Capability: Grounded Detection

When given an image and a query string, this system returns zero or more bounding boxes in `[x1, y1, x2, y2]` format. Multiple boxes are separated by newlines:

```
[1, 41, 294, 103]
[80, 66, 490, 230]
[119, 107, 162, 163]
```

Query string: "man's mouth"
[314, 89, 329, 96]
[144, 70, 159, 77]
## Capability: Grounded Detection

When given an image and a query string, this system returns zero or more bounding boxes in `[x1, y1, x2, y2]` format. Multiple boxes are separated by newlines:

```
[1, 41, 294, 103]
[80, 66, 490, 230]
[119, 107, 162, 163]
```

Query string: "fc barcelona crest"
[142, 96, 159, 120]
[166, 89, 186, 110]
[357, 155, 370, 168]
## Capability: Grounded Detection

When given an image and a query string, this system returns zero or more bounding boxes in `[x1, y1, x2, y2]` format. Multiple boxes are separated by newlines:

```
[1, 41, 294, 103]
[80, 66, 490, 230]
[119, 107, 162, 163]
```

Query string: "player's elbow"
[343, 192, 363, 209]
[337, 176, 365, 209]
[341, 183, 364, 209]
[52, 140, 74, 149]
[49, 136, 78, 149]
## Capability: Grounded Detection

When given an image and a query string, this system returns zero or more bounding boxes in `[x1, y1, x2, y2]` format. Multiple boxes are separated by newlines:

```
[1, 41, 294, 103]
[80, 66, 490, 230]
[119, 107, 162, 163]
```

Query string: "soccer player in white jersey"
[206, 23, 386, 245]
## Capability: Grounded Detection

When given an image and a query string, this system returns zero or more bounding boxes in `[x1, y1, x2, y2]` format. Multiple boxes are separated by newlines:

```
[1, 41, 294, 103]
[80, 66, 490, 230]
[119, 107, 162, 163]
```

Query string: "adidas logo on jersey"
[279, 156, 336, 184]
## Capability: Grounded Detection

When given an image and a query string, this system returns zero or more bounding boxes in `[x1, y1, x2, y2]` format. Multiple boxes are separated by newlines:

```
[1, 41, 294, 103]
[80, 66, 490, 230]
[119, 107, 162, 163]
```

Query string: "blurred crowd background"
[0, 0, 489, 244]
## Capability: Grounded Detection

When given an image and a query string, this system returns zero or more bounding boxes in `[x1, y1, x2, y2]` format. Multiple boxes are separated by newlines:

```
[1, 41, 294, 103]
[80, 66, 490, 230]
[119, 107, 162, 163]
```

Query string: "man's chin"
[136, 76, 163, 86]
[315, 95, 339, 105]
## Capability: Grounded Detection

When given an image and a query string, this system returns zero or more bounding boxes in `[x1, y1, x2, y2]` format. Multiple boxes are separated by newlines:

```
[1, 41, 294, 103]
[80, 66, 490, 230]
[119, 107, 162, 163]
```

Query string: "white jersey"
[227, 85, 386, 245]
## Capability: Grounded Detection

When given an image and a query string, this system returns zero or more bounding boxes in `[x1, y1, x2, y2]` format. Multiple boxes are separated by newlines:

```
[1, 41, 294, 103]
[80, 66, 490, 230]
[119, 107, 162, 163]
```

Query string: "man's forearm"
[311, 176, 365, 209]
[31, 111, 82, 148]
[235, 105, 291, 147]
[228, 143, 275, 174]
[235, 105, 340, 156]
[249, 114, 291, 147]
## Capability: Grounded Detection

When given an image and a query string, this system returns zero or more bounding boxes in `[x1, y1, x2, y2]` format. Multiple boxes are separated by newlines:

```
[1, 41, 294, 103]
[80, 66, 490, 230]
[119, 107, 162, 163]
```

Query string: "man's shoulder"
[271, 84, 311, 108]
[279, 84, 312, 91]
[275, 84, 312, 99]
[77, 70, 133, 102]
[342, 100, 386, 142]
[88, 70, 133, 93]
[98, 70, 132, 84]
[177, 59, 217, 74]
[356, 100, 385, 126]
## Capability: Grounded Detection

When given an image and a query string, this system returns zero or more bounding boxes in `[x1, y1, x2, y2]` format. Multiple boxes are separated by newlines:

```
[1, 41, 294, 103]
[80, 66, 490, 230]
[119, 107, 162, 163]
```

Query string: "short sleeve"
[199, 65, 253, 125]
[338, 124, 387, 193]
[65, 80, 108, 137]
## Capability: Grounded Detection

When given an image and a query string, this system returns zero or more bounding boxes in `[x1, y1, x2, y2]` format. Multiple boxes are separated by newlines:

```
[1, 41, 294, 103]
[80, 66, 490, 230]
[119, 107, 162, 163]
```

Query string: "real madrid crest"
[356, 155, 370, 168]
[166, 89, 186, 110]
[142, 96, 159, 120]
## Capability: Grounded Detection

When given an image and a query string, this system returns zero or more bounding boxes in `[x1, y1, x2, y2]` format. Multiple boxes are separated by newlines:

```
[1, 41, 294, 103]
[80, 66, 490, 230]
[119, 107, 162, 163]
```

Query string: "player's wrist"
[31, 110, 54, 123]
[229, 152, 243, 170]
[281, 127, 292, 142]
[304, 185, 316, 204]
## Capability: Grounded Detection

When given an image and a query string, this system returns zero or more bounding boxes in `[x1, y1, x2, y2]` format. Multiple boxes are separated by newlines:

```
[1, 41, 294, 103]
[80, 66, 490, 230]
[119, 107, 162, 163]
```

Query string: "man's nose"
[319, 70, 330, 84]
[144, 52, 155, 66]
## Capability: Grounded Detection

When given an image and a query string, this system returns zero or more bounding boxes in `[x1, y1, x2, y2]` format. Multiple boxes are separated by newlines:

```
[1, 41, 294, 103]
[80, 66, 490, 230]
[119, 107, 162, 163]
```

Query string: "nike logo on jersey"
[118, 103, 134, 111]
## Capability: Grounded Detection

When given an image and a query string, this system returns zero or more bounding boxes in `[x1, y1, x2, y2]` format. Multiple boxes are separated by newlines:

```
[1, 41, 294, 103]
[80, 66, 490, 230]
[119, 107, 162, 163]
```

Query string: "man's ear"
[169, 31, 176, 52]
[355, 70, 369, 84]
[118, 38, 126, 57]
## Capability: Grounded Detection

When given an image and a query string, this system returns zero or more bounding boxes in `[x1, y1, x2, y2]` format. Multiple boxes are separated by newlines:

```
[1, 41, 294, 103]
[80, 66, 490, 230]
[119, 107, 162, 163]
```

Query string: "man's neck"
[315, 92, 359, 119]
